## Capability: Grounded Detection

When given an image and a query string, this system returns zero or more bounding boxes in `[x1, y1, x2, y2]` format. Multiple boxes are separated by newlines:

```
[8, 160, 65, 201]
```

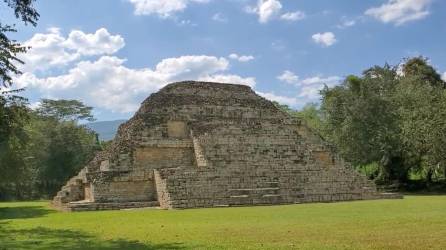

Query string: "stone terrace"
[53, 81, 401, 211]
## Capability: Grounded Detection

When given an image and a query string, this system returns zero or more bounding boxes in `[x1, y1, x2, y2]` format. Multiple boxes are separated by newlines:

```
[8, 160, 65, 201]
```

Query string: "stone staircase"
[52, 170, 86, 207]
[228, 181, 283, 206]
[63, 200, 160, 212]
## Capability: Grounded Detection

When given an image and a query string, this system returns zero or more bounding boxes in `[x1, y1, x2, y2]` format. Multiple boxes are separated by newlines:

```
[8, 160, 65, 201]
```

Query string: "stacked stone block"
[53, 81, 401, 211]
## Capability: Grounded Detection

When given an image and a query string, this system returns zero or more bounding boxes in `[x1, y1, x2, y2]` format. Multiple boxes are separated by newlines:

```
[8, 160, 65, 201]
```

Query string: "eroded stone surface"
[52, 81, 401, 211]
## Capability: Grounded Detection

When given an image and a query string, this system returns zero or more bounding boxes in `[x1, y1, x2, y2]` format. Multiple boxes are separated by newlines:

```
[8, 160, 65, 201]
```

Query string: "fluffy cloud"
[154, 55, 229, 80]
[199, 74, 256, 87]
[19, 28, 124, 73]
[16, 27, 303, 113]
[312, 32, 337, 47]
[280, 11, 305, 21]
[252, 0, 282, 23]
[277, 70, 341, 101]
[246, 0, 305, 23]
[128, 0, 210, 17]
[228, 53, 255, 62]
[442, 72, 446, 82]
[63, 28, 125, 56]
[299, 76, 342, 99]
[257, 91, 299, 106]
[365, 0, 431, 26]
[15, 54, 261, 113]
[277, 70, 299, 84]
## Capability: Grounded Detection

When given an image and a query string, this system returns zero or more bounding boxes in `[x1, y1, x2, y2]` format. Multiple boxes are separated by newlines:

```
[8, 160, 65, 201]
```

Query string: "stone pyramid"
[53, 81, 400, 211]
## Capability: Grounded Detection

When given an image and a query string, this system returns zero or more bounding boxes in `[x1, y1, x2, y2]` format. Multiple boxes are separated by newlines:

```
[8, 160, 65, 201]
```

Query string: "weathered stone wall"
[151, 118, 381, 209]
[53, 81, 401, 211]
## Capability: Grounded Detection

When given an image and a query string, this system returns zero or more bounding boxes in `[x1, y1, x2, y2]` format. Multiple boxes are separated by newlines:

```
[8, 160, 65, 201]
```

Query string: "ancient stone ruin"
[53, 81, 400, 211]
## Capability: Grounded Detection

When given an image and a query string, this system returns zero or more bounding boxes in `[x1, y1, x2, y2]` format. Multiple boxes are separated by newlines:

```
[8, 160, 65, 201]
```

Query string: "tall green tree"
[0, 90, 30, 199]
[295, 103, 324, 134]
[396, 58, 446, 183]
[273, 101, 324, 135]
[0, 0, 38, 199]
[320, 57, 446, 185]
[27, 99, 100, 197]
[37, 99, 96, 122]
[321, 66, 403, 182]
[1, 0, 39, 87]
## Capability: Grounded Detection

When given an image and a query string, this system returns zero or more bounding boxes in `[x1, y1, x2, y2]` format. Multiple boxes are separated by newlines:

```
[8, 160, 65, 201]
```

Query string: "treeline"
[0, 96, 102, 200]
[281, 57, 446, 190]
[1, 57, 444, 201]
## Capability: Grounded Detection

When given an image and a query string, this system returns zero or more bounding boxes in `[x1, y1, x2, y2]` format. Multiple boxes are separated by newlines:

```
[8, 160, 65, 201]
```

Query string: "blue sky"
[5, 0, 446, 121]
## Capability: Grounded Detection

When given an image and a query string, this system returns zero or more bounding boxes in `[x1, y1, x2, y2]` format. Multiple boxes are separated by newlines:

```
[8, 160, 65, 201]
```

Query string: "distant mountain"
[86, 120, 127, 141]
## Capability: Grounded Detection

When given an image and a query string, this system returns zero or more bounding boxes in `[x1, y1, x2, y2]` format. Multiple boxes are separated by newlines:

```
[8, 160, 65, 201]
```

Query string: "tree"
[37, 99, 96, 122]
[26, 117, 100, 196]
[295, 103, 324, 134]
[0, 89, 30, 199]
[321, 66, 403, 182]
[1, 0, 39, 87]
[0, 0, 38, 199]
[396, 58, 446, 184]
[320, 57, 446, 186]
[402, 57, 445, 88]
[1, 97, 101, 200]
[27, 99, 100, 197]
[274, 101, 325, 137]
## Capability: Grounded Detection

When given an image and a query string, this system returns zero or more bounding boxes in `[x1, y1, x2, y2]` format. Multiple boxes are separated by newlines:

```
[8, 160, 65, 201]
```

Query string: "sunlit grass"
[1, 196, 445, 249]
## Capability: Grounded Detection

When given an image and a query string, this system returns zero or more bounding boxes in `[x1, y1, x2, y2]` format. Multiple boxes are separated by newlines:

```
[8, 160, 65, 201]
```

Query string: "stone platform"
[53, 81, 402, 211]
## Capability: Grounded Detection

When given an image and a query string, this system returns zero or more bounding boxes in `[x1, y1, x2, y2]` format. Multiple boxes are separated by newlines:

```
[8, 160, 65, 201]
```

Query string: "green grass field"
[1, 196, 445, 250]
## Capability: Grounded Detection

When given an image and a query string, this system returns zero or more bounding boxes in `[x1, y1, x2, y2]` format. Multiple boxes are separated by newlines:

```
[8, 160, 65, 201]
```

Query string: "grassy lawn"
[1, 196, 445, 250]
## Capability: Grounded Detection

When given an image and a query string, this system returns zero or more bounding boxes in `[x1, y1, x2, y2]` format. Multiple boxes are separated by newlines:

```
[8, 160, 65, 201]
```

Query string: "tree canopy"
[37, 99, 96, 122]
[0, 0, 39, 87]
[276, 57, 446, 188]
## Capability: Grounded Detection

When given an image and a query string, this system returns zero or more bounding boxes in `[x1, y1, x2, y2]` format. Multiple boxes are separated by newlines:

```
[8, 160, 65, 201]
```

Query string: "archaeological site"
[53, 81, 400, 211]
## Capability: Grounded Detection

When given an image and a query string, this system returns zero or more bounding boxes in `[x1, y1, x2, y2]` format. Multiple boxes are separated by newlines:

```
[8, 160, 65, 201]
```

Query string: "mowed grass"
[1, 196, 446, 250]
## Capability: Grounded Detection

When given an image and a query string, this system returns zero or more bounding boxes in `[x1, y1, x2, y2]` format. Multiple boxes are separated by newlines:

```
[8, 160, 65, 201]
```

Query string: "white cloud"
[312, 32, 337, 47]
[15, 54, 260, 113]
[257, 91, 299, 106]
[246, 0, 305, 23]
[337, 17, 356, 29]
[277, 69, 342, 101]
[18, 28, 79, 72]
[365, 0, 431, 26]
[19, 28, 124, 73]
[155, 55, 229, 80]
[63, 28, 125, 56]
[280, 11, 305, 21]
[277, 70, 299, 84]
[299, 76, 341, 99]
[442, 72, 446, 82]
[212, 13, 227, 22]
[247, 0, 282, 23]
[199, 74, 256, 87]
[128, 0, 210, 18]
[228, 53, 255, 62]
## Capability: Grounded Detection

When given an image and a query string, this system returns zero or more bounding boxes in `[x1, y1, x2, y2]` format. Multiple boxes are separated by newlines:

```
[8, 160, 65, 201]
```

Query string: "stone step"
[229, 195, 249, 198]
[256, 194, 283, 204]
[229, 187, 280, 196]
[213, 204, 230, 208]
[229, 195, 252, 206]
[262, 194, 281, 198]
[66, 201, 160, 211]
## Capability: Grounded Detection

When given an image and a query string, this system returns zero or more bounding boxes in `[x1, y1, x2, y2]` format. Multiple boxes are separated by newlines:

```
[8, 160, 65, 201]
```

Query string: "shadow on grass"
[0, 224, 187, 250]
[0, 205, 190, 249]
[0, 206, 55, 220]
